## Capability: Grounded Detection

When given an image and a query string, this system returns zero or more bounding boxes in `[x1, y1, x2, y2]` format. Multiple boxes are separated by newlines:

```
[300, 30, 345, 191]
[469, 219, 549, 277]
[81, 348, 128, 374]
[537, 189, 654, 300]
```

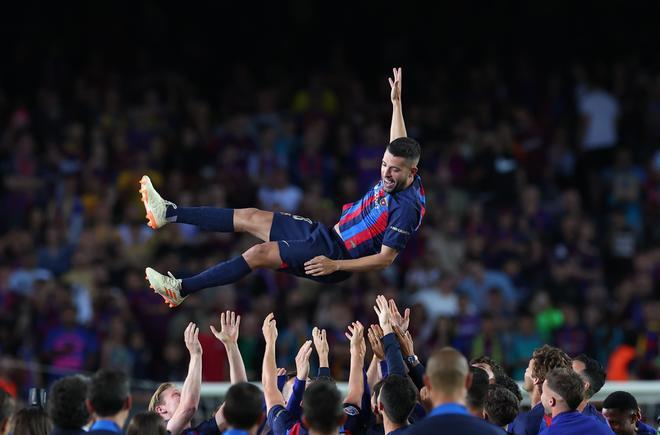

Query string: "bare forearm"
[366, 355, 381, 390]
[390, 102, 407, 143]
[262, 343, 284, 409]
[180, 355, 202, 407]
[226, 343, 248, 384]
[336, 254, 391, 273]
[345, 354, 364, 406]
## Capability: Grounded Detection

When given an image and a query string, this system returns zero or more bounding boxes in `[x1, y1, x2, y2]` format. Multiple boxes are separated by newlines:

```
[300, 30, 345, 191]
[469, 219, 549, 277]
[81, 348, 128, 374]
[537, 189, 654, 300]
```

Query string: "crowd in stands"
[0, 298, 656, 434]
[2, 56, 660, 392]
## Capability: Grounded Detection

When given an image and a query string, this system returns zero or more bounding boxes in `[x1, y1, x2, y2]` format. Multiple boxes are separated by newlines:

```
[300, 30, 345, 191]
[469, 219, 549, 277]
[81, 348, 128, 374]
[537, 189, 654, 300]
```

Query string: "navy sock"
[168, 207, 234, 232]
[181, 255, 251, 296]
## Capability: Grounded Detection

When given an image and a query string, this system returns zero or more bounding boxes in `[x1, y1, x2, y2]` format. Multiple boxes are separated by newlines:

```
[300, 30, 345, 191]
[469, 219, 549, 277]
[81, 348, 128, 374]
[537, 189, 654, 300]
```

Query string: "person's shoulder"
[637, 421, 656, 434]
[408, 414, 502, 434]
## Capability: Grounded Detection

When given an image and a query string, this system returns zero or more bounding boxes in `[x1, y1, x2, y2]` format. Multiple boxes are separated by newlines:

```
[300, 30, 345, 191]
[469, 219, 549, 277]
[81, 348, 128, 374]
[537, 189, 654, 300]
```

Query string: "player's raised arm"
[389, 67, 407, 142]
[210, 311, 247, 384]
[261, 313, 285, 411]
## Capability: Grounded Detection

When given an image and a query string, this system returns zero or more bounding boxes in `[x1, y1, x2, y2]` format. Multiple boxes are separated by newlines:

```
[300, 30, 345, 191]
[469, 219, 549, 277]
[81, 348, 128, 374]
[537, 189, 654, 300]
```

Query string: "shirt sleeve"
[267, 405, 297, 435]
[343, 403, 366, 435]
[382, 333, 406, 377]
[382, 201, 419, 251]
[191, 417, 221, 434]
[285, 378, 306, 420]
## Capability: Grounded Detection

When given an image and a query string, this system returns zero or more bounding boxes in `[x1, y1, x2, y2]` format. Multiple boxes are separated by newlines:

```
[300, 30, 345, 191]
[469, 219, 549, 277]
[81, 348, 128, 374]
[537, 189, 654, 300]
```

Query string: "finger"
[313, 327, 319, 338]
[236, 315, 241, 329]
[220, 312, 226, 326]
[373, 305, 381, 317]
[389, 77, 394, 88]
[321, 329, 326, 342]
[404, 308, 410, 321]
[210, 325, 218, 335]
[231, 311, 235, 325]
[344, 332, 351, 340]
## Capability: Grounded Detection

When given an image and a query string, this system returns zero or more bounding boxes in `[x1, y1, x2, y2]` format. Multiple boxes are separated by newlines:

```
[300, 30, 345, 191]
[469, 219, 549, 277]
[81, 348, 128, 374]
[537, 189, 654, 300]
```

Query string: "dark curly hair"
[494, 374, 523, 402]
[485, 385, 519, 427]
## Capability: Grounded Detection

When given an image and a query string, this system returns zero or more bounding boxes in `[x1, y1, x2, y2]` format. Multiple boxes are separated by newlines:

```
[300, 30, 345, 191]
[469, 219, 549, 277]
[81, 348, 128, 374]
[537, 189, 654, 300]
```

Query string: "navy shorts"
[269, 212, 353, 284]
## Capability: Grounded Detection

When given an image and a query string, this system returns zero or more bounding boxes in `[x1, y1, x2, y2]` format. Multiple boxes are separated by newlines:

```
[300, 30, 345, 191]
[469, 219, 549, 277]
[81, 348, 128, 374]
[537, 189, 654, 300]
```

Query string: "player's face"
[160, 387, 181, 419]
[381, 150, 416, 193]
[602, 408, 638, 435]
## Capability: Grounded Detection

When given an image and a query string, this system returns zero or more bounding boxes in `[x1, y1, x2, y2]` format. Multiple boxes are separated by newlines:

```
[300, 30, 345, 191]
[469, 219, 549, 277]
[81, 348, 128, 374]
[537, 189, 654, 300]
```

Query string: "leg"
[140, 175, 274, 241]
[180, 241, 281, 296]
[170, 207, 274, 241]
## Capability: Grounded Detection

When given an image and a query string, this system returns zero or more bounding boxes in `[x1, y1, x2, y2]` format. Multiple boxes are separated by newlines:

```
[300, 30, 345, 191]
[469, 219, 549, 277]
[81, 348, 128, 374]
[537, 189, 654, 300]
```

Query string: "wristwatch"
[406, 354, 419, 366]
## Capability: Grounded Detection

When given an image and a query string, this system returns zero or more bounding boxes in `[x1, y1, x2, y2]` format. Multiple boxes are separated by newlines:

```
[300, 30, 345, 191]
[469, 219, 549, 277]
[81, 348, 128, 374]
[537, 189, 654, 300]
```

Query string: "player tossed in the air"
[141, 68, 425, 307]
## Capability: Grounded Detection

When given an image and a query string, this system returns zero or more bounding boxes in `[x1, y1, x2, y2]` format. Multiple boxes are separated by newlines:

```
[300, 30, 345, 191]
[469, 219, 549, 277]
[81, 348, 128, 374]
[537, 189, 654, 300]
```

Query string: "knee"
[243, 242, 275, 268]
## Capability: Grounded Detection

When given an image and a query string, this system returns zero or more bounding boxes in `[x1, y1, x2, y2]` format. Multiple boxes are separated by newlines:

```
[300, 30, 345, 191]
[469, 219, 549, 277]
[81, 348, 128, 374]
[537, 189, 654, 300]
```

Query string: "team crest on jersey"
[379, 197, 387, 207]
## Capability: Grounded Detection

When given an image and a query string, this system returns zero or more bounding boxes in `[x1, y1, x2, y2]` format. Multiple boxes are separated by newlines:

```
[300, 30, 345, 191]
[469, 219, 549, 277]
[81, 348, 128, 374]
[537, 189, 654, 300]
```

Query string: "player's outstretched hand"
[295, 340, 314, 381]
[389, 67, 402, 104]
[304, 255, 338, 276]
[388, 299, 410, 333]
[373, 295, 393, 334]
[262, 313, 278, 344]
[367, 324, 385, 360]
[184, 322, 202, 356]
[312, 327, 330, 367]
[210, 310, 240, 345]
[345, 321, 366, 359]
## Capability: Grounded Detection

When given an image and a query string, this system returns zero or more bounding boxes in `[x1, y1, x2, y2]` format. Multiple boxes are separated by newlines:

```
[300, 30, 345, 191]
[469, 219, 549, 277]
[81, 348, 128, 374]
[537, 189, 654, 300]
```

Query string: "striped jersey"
[337, 175, 425, 258]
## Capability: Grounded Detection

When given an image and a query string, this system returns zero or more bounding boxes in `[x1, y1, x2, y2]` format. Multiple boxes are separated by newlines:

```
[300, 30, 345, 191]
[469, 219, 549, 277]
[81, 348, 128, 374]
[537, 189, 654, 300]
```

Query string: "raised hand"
[367, 324, 385, 360]
[295, 340, 314, 381]
[312, 327, 329, 367]
[345, 321, 366, 360]
[262, 313, 278, 345]
[373, 295, 393, 334]
[388, 299, 410, 333]
[389, 67, 402, 104]
[393, 324, 415, 358]
[210, 311, 241, 345]
[184, 322, 202, 356]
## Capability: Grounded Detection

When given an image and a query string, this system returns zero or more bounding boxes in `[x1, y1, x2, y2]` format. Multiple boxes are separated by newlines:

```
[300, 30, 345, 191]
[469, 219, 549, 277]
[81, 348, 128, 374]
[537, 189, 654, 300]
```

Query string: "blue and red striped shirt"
[337, 175, 425, 258]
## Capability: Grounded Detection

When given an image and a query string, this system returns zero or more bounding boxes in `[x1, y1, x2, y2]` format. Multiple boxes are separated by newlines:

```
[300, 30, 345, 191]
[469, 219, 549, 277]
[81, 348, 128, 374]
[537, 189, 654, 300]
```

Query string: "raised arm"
[287, 340, 313, 419]
[167, 322, 202, 435]
[261, 313, 285, 411]
[344, 321, 366, 406]
[313, 327, 331, 378]
[210, 311, 247, 384]
[366, 324, 385, 389]
[389, 67, 407, 142]
[375, 295, 406, 377]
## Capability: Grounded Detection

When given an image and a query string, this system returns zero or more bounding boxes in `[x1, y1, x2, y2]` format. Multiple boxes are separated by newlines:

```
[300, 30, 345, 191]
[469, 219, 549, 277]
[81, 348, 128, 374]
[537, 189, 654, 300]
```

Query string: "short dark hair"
[485, 384, 519, 427]
[466, 366, 489, 410]
[602, 391, 639, 412]
[302, 380, 344, 433]
[470, 356, 506, 378]
[387, 137, 421, 164]
[223, 383, 264, 430]
[573, 354, 606, 398]
[532, 345, 572, 383]
[545, 368, 584, 411]
[12, 406, 53, 435]
[494, 374, 523, 402]
[127, 411, 167, 435]
[379, 375, 417, 425]
[48, 375, 90, 429]
[89, 369, 130, 417]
